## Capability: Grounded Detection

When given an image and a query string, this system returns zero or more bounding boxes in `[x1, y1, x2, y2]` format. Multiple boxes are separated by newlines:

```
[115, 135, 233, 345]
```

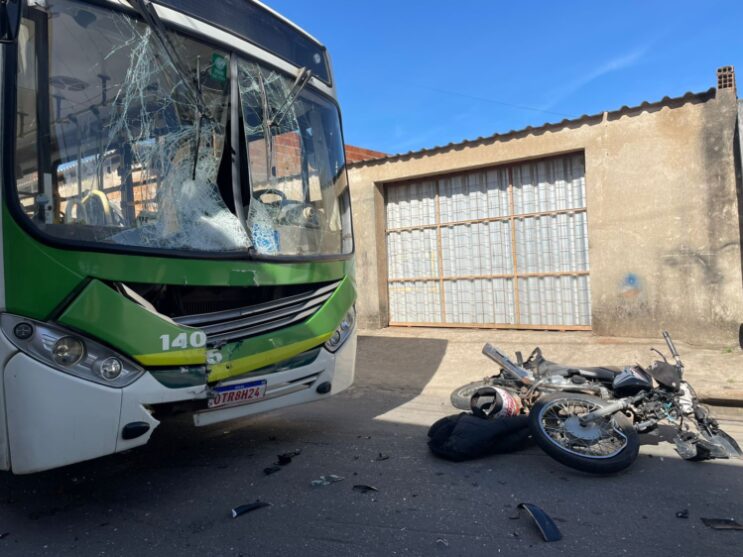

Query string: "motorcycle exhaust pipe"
[540, 384, 604, 397]
[579, 392, 646, 425]
[482, 343, 534, 385]
[579, 399, 630, 425]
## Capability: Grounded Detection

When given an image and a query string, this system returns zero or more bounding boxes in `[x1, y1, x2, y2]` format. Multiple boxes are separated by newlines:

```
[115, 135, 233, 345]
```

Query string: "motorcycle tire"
[450, 380, 494, 411]
[529, 392, 640, 474]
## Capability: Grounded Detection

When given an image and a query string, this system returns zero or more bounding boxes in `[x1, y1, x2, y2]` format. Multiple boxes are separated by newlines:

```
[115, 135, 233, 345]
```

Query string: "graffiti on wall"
[621, 272, 642, 299]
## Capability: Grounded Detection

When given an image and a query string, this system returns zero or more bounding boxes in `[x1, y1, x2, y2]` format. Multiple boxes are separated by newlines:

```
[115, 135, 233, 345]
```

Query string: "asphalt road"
[0, 334, 742, 556]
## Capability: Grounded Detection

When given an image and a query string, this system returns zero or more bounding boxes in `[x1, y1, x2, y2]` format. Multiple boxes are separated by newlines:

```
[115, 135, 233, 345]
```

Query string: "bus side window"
[15, 18, 39, 217]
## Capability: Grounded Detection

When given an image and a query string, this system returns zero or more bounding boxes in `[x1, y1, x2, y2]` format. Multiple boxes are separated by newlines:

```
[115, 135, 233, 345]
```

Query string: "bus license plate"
[208, 379, 267, 409]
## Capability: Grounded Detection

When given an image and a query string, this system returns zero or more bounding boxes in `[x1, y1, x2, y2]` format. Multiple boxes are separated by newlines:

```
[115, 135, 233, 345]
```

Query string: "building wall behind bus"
[346, 84, 743, 345]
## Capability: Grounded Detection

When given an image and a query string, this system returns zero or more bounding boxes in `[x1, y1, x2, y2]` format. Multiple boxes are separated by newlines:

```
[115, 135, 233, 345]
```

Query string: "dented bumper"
[3, 331, 356, 474]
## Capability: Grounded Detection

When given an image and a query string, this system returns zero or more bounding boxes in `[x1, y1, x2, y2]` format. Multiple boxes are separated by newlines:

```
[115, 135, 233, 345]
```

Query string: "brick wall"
[344, 144, 387, 164]
[249, 132, 303, 181]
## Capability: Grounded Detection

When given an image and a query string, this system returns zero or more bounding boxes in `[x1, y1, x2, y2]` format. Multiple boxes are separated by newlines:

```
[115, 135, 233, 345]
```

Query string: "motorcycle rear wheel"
[529, 392, 639, 474]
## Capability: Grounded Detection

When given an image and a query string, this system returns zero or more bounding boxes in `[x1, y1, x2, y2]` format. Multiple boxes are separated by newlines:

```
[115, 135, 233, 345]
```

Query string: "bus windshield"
[13, 0, 352, 256]
[238, 60, 351, 256]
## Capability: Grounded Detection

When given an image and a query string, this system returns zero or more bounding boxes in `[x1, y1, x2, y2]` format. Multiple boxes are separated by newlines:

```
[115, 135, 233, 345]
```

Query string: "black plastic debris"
[701, 518, 743, 530]
[231, 500, 270, 519]
[676, 509, 689, 519]
[263, 465, 281, 476]
[352, 484, 378, 494]
[512, 503, 562, 542]
[29, 507, 62, 520]
[0, 532, 9, 540]
[276, 449, 301, 466]
[375, 452, 390, 461]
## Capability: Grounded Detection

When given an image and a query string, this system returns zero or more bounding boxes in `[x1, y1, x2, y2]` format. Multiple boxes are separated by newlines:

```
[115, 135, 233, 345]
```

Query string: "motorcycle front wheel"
[529, 392, 639, 474]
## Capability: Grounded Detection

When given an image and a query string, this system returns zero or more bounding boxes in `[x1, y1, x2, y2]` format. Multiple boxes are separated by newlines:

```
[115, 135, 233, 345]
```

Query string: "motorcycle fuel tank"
[612, 365, 653, 396]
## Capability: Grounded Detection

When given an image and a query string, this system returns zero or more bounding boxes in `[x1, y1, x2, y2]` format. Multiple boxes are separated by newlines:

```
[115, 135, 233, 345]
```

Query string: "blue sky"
[268, 0, 741, 155]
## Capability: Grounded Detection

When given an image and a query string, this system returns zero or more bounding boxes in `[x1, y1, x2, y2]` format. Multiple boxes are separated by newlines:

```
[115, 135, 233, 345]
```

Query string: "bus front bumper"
[3, 331, 356, 474]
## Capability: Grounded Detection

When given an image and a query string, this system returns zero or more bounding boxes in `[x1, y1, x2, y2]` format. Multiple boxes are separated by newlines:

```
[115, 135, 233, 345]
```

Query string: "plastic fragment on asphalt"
[676, 509, 689, 519]
[263, 465, 281, 476]
[375, 452, 390, 461]
[436, 538, 448, 547]
[514, 503, 562, 542]
[0, 533, 8, 540]
[276, 449, 301, 465]
[701, 518, 743, 530]
[311, 475, 345, 487]
[352, 484, 379, 494]
[231, 500, 270, 519]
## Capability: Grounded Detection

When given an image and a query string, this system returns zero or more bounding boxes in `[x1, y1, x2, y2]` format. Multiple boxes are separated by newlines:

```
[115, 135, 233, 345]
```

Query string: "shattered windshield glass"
[15, 0, 248, 252]
[238, 60, 352, 256]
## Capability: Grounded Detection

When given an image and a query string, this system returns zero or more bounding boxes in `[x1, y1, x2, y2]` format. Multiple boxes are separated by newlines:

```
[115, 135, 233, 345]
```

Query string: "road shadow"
[355, 334, 448, 390]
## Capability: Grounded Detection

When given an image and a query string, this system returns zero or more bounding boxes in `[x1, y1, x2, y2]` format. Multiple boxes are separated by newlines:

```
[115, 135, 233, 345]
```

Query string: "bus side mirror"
[0, 0, 22, 44]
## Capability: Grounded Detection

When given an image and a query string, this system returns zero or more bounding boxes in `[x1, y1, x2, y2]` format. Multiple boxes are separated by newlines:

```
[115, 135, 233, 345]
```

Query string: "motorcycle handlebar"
[662, 331, 683, 366]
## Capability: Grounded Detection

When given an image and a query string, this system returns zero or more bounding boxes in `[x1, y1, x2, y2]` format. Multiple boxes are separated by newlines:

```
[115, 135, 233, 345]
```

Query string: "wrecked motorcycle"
[451, 332, 742, 473]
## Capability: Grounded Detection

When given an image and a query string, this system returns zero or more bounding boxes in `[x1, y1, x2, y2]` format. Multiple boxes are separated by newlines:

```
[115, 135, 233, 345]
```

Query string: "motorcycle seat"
[535, 360, 622, 383]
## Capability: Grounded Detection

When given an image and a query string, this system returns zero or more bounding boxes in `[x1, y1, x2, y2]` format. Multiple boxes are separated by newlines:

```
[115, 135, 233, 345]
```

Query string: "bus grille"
[173, 280, 341, 345]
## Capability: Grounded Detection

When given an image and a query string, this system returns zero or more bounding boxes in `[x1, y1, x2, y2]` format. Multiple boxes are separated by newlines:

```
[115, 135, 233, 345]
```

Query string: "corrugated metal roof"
[348, 88, 717, 169]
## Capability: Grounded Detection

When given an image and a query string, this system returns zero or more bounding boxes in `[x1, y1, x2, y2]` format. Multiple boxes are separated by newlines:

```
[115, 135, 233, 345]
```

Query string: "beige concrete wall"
[347, 89, 743, 344]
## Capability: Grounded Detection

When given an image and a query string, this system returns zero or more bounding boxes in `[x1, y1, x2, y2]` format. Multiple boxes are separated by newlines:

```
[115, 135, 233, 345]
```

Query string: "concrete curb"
[698, 390, 743, 408]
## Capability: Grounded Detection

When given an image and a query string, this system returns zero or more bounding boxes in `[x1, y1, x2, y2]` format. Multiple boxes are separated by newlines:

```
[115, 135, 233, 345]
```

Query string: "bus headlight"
[98, 357, 123, 380]
[52, 336, 85, 366]
[325, 306, 355, 353]
[1, 314, 144, 388]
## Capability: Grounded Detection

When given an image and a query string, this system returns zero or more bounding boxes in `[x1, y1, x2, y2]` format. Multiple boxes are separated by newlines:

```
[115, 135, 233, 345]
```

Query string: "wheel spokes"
[539, 398, 628, 459]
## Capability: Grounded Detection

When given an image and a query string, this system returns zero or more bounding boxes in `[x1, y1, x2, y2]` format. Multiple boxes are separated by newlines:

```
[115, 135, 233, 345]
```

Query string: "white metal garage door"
[385, 153, 591, 330]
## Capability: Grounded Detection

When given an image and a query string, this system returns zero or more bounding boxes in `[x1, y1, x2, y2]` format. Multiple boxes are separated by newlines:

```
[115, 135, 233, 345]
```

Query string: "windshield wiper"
[255, 67, 273, 184]
[255, 66, 313, 183]
[125, 0, 209, 117]
[125, 0, 211, 178]
[271, 66, 312, 128]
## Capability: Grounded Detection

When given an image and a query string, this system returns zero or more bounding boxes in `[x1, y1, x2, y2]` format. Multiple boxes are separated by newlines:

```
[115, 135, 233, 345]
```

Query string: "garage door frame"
[384, 153, 591, 331]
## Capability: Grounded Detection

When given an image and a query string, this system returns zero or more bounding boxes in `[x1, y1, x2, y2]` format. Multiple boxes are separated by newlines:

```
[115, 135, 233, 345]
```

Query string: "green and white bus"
[0, 0, 356, 473]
